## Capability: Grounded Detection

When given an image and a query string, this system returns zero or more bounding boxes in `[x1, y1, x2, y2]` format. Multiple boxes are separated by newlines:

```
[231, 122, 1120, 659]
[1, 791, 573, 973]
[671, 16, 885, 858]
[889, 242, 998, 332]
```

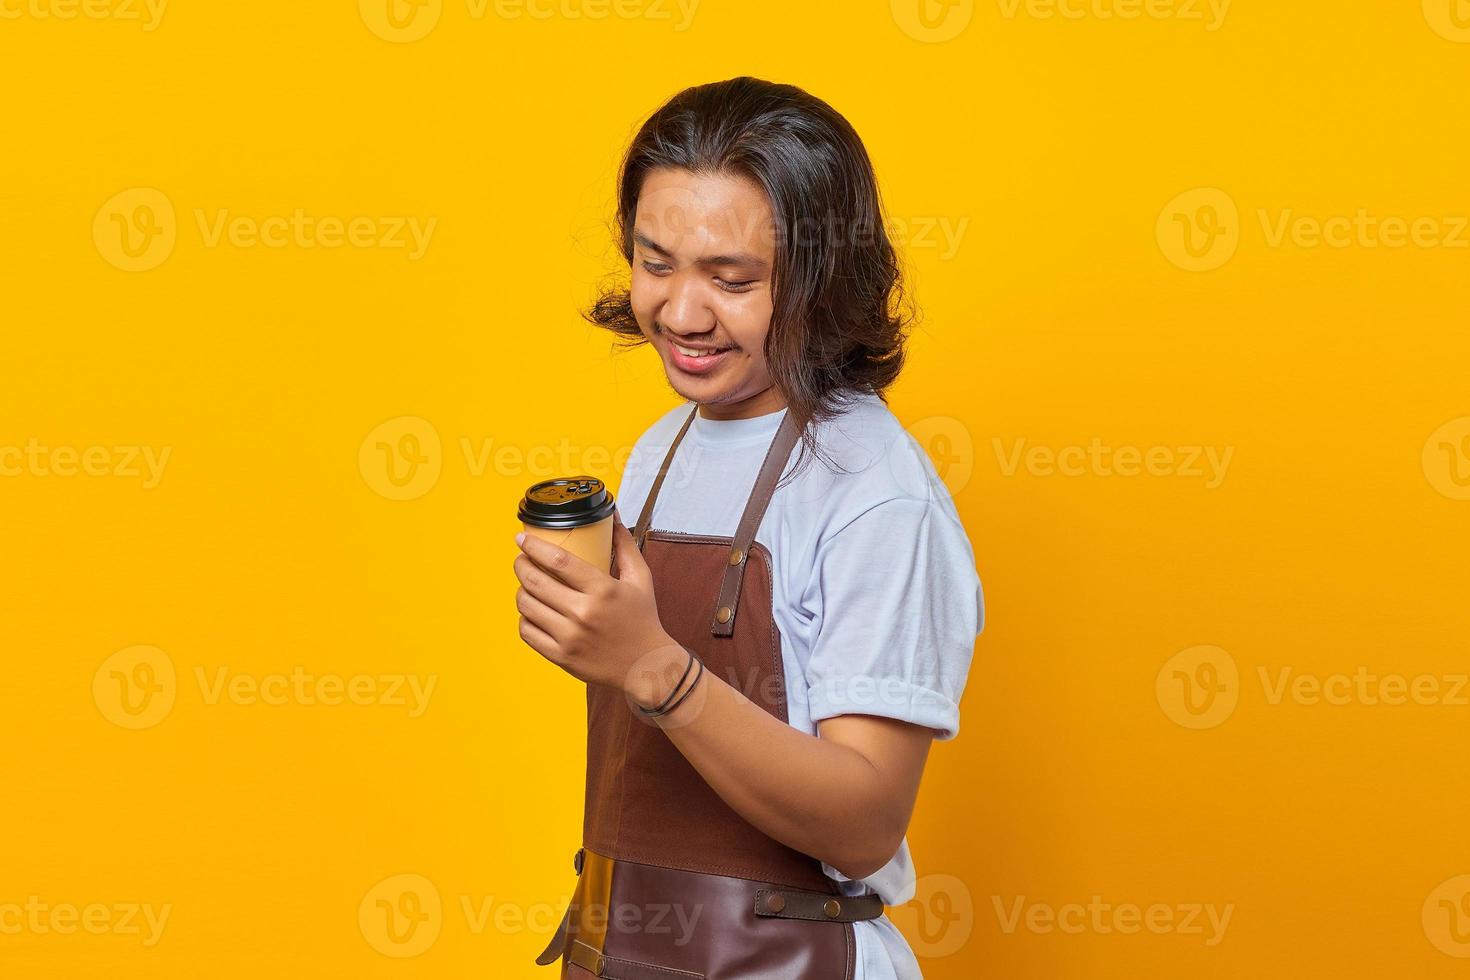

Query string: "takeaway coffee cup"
[517, 476, 617, 573]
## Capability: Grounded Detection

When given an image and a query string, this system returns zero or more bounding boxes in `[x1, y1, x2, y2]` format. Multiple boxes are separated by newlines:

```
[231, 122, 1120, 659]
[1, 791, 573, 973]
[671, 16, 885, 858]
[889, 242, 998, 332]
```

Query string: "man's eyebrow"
[632, 230, 768, 272]
[633, 230, 672, 257]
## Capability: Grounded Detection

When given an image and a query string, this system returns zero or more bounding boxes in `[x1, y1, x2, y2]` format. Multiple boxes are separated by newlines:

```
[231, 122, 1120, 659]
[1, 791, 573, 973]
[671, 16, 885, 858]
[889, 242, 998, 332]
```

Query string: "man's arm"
[637, 646, 934, 880]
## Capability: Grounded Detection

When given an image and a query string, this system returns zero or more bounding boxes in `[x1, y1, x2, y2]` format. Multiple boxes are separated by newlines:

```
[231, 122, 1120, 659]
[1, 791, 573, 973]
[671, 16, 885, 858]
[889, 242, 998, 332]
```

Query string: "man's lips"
[665, 337, 735, 374]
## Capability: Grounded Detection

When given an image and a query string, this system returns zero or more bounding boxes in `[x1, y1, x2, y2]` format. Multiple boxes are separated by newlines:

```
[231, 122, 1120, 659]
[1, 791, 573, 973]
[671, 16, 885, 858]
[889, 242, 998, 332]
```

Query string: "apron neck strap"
[710, 405, 804, 636]
[632, 403, 806, 637]
[632, 403, 700, 550]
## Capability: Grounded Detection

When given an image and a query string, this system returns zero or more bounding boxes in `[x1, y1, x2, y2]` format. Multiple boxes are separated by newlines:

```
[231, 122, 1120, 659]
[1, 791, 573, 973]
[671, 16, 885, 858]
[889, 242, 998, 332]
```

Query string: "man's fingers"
[516, 586, 569, 646]
[513, 552, 581, 615]
[517, 614, 561, 661]
[518, 531, 601, 590]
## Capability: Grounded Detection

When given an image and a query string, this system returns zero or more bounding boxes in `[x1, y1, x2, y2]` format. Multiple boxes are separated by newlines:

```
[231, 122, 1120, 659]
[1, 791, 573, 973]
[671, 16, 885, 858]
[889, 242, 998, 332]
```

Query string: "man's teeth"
[674, 343, 727, 358]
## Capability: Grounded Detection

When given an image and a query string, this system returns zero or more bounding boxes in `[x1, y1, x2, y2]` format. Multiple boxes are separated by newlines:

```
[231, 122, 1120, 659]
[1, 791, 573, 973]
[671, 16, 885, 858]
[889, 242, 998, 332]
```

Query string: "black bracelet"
[649, 657, 704, 719]
[638, 648, 695, 715]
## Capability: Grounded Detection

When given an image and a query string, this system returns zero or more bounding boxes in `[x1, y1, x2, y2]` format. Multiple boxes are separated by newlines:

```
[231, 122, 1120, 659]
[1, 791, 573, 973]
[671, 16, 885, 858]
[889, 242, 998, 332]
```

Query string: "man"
[514, 75, 984, 980]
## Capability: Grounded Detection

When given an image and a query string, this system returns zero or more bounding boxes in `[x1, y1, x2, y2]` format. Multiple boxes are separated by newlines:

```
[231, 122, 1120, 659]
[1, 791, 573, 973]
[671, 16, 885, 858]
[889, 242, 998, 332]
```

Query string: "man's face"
[630, 167, 783, 420]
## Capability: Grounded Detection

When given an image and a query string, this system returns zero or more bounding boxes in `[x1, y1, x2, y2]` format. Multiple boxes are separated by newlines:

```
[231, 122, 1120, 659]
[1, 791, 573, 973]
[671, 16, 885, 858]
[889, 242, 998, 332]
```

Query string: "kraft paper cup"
[518, 476, 616, 574]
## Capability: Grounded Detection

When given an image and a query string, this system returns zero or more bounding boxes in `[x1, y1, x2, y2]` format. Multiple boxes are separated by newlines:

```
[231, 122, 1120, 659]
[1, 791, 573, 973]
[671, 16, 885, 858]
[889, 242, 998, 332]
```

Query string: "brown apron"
[535, 403, 885, 979]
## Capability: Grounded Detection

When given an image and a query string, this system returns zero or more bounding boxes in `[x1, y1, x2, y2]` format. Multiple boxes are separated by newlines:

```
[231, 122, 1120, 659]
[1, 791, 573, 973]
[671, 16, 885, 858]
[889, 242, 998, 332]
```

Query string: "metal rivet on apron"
[716, 606, 733, 624]
[573, 847, 584, 875]
[595, 954, 606, 974]
[766, 894, 786, 913]
[728, 548, 744, 566]
[824, 899, 841, 918]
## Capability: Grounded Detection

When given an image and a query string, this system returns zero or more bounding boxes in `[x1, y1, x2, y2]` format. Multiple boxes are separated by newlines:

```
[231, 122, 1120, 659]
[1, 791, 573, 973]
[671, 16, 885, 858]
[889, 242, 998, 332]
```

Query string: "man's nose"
[659, 270, 716, 334]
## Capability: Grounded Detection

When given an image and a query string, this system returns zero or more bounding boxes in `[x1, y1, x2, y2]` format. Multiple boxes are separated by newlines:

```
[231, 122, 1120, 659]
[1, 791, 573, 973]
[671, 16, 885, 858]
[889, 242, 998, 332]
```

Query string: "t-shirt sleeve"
[801, 497, 984, 741]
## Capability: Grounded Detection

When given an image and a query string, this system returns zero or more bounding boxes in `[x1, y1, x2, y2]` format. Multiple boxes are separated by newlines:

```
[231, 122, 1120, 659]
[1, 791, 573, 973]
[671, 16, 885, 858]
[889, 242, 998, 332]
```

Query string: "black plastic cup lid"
[518, 476, 617, 530]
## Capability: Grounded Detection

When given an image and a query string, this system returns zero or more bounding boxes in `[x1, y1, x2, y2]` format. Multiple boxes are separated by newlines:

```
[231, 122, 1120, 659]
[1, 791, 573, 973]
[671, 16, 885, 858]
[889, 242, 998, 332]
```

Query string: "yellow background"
[2, 0, 1468, 976]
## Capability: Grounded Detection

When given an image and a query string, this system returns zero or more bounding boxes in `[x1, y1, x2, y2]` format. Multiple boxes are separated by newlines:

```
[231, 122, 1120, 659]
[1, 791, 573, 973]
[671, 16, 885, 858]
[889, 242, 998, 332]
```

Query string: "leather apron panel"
[605, 533, 833, 891]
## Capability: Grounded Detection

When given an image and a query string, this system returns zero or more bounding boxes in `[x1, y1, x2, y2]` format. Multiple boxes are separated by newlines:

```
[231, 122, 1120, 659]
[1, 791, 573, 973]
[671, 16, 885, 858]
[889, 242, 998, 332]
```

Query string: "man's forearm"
[634, 645, 902, 879]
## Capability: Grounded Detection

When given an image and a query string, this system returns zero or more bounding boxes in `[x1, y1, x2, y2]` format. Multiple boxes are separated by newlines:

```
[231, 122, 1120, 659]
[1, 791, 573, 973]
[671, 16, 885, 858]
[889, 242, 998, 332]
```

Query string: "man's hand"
[514, 512, 686, 705]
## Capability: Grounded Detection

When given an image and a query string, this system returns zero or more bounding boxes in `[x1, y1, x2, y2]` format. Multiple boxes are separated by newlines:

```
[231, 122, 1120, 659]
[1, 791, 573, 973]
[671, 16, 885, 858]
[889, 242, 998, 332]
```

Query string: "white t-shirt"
[615, 392, 986, 980]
